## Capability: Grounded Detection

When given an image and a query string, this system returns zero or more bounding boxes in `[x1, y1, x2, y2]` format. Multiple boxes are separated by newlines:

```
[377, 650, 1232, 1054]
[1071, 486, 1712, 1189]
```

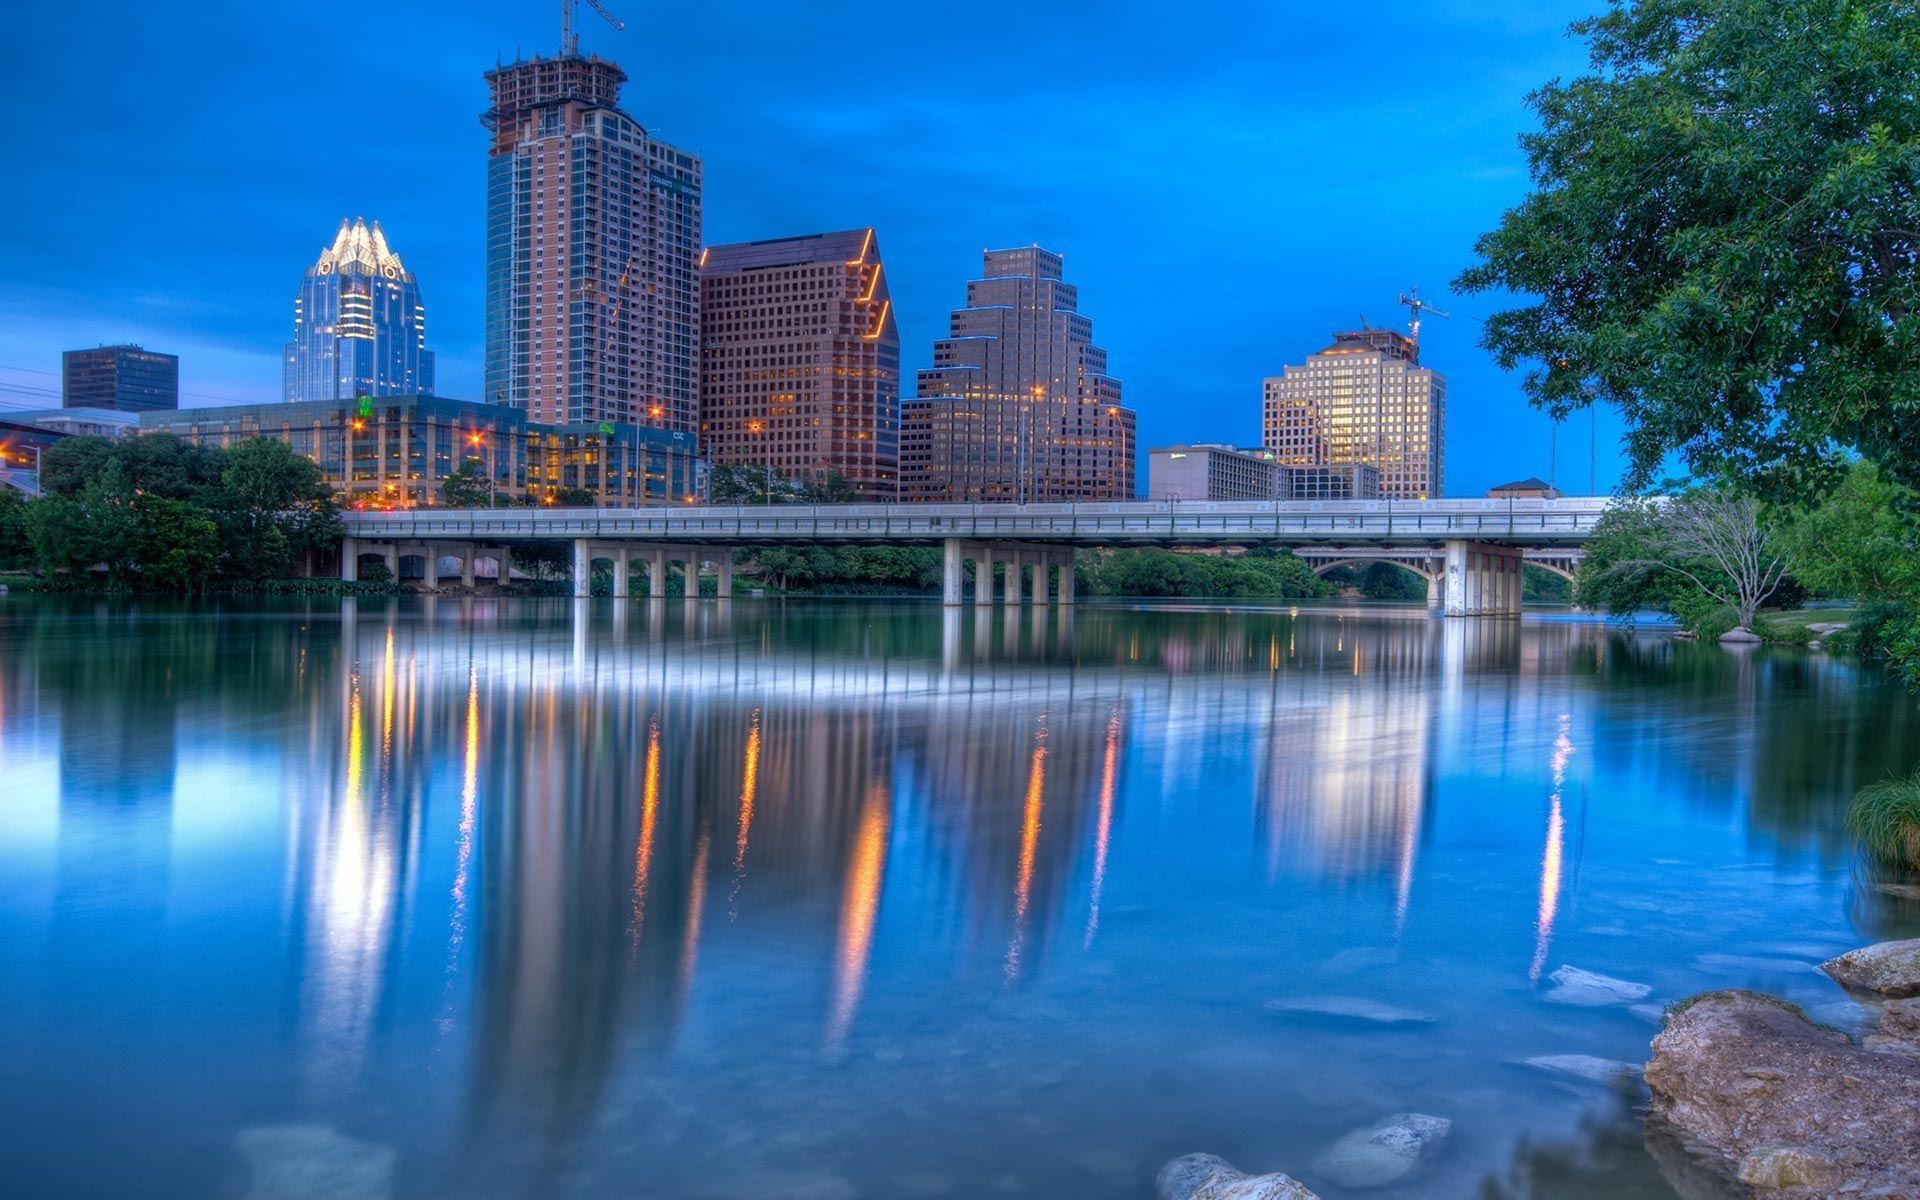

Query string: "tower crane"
[1398, 287, 1450, 358]
[562, 0, 624, 56]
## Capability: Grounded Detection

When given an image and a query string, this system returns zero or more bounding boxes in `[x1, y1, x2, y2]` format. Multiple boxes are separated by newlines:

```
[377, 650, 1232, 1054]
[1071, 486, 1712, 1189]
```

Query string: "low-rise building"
[6, 407, 142, 439]
[1487, 476, 1561, 499]
[142, 394, 698, 508]
[1148, 444, 1279, 501]
[1147, 444, 1381, 501]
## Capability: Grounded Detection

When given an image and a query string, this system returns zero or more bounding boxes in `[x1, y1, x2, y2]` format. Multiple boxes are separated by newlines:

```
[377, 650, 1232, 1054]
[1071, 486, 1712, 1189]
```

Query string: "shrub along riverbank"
[0, 433, 340, 592]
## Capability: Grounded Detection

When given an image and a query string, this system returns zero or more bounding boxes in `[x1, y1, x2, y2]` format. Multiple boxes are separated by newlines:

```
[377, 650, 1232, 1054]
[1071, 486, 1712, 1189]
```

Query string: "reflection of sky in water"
[0, 597, 1917, 1199]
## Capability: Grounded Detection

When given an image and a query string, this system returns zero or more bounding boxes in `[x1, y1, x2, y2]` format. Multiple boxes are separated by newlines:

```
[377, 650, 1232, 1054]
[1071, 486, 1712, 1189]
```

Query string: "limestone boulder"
[1156, 1154, 1320, 1200]
[1644, 990, 1920, 1198]
[234, 1125, 395, 1200]
[1313, 1113, 1451, 1189]
[1543, 965, 1653, 1007]
[1820, 938, 1920, 997]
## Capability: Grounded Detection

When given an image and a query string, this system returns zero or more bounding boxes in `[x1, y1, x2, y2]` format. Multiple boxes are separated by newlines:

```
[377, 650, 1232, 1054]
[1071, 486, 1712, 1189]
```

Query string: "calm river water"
[1, 598, 1917, 1199]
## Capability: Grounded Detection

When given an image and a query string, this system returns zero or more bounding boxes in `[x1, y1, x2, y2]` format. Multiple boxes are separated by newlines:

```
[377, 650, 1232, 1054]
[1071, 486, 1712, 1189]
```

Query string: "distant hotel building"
[901, 246, 1135, 502]
[699, 229, 900, 499]
[283, 218, 435, 403]
[1262, 329, 1445, 500]
[1148, 444, 1380, 502]
[62, 345, 177, 412]
[144, 395, 696, 509]
[482, 53, 701, 433]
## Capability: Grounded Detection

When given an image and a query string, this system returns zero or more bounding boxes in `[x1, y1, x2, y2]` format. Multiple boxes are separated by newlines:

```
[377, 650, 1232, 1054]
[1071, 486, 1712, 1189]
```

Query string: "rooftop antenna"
[1397, 287, 1451, 359]
[563, 0, 624, 55]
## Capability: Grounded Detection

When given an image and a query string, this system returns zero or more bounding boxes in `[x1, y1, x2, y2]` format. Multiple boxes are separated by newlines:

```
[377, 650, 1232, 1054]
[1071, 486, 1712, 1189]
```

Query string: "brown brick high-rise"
[699, 230, 901, 500]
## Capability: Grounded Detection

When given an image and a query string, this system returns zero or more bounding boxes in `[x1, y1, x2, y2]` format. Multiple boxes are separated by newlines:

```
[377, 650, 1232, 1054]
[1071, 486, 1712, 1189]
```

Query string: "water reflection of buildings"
[1254, 618, 1444, 915]
[286, 600, 1920, 1193]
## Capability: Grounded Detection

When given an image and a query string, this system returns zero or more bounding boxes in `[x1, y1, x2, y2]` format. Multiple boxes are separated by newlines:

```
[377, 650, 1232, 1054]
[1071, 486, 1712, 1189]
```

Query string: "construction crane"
[1398, 287, 1450, 359]
[562, 0, 624, 56]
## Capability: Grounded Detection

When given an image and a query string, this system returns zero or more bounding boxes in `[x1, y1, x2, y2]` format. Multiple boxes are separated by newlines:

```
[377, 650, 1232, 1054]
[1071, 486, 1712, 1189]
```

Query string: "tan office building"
[901, 246, 1135, 502]
[699, 229, 900, 499]
[1262, 329, 1445, 500]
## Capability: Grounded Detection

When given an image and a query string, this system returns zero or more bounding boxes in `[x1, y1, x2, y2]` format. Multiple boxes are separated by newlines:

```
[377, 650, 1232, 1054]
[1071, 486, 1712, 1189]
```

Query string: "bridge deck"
[341, 497, 1608, 547]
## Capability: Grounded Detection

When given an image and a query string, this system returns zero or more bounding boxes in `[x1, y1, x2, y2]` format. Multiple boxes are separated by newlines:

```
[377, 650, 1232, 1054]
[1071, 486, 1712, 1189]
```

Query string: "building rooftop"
[701, 229, 874, 274]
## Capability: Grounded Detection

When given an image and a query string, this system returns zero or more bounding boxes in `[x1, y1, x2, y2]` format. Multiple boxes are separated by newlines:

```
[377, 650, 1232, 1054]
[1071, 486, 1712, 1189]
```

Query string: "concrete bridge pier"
[1444, 540, 1522, 617]
[944, 539, 965, 606]
[572, 539, 592, 598]
[973, 546, 995, 607]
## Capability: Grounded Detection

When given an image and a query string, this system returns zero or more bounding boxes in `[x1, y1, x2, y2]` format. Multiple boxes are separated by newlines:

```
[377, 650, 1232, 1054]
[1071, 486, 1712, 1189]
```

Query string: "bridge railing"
[341, 497, 1613, 544]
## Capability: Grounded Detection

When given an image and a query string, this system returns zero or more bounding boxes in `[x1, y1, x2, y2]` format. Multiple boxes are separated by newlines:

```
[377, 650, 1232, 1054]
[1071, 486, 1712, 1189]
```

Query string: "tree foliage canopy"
[1577, 488, 1790, 631]
[16, 434, 338, 590]
[1457, 0, 1920, 498]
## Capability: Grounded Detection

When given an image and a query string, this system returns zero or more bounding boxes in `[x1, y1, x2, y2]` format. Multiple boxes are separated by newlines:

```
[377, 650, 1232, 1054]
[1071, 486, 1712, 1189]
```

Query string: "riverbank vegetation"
[1848, 770, 1920, 871]
[1573, 464, 1920, 683]
[0, 434, 343, 591]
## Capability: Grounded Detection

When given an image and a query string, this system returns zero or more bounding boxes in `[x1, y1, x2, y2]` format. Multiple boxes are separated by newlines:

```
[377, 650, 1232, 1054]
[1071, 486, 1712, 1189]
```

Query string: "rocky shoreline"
[1161, 938, 1920, 1200]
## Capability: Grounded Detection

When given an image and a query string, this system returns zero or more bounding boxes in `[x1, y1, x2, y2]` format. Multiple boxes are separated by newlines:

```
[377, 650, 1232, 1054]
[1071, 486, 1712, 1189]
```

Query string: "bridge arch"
[1523, 559, 1581, 584]
[1306, 557, 1438, 584]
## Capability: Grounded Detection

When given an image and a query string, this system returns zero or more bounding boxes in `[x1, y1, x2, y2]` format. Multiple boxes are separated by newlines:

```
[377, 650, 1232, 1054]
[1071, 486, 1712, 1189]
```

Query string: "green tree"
[133, 495, 219, 592]
[1779, 460, 1920, 602]
[29, 463, 142, 584]
[551, 486, 596, 508]
[116, 434, 226, 501]
[36, 436, 120, 498]
[440, 460, 493, 508]
[1456, 0, 1920, 499]
[709, 463, 806, 505]
[0, 487, 29, 570]
[1578, 489, 1789, 632]
[803, 471, 859, 504]
[1359, 562, 1426, 601]
[213, 438, 338, 579]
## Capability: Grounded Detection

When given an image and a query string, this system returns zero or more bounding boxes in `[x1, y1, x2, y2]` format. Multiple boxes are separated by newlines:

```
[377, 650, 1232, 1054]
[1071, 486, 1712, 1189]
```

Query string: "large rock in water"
[1820, 937, 1920, 997]
[1542, 965, 1653, 1007]
[234, 1125, 395, 1200]
[1155, 1154, 1320, 1200]
[1644, 990, 1920, 1198]
[1313, 1113, 1451, 1188]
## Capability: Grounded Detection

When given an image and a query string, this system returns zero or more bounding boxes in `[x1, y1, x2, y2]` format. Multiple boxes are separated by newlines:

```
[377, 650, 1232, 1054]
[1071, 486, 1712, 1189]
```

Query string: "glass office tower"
[282, 218, 435, 404]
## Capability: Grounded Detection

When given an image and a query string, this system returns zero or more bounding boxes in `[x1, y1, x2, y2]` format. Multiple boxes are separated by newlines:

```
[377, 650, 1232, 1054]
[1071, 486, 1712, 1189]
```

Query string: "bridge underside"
[1294, 544, 1583, 616]
[338, 498, 1600, 616]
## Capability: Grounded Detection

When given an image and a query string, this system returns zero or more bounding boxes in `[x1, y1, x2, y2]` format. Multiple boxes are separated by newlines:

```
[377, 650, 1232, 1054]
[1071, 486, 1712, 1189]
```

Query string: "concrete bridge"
[339, 496, 1610, 617]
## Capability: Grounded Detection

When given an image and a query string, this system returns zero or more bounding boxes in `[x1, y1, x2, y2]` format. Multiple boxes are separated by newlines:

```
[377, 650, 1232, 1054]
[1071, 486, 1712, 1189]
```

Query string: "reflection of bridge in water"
[341, 596, 1535, 704]
[339, 497, 1610, 616]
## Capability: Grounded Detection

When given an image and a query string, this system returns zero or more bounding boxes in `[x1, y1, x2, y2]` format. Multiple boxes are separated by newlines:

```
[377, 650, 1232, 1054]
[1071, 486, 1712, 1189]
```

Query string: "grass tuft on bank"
[1848, 769, 1920, 871]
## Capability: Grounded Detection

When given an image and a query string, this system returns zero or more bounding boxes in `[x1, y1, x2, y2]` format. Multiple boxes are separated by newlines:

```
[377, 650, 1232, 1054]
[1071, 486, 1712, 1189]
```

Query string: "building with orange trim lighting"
[901, 246, 1135, 502]
[699, 229, 900, 500]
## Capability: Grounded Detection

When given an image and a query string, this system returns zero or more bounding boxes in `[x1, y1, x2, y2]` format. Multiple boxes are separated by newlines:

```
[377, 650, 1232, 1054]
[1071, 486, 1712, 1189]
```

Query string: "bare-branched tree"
[1595, 491, 1789, 632]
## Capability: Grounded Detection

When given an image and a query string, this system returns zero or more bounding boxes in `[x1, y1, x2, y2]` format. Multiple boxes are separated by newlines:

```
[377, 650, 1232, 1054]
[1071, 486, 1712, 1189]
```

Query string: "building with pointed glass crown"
[283, 218, 435, 404]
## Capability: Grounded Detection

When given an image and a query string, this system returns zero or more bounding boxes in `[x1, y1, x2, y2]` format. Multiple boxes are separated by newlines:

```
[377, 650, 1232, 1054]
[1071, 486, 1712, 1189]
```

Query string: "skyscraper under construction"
[481, 51, 701, 433]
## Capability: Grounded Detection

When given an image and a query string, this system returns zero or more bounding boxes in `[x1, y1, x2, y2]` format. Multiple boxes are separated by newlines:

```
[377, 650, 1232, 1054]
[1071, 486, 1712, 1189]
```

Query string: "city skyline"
[0, 0, 1627, 496]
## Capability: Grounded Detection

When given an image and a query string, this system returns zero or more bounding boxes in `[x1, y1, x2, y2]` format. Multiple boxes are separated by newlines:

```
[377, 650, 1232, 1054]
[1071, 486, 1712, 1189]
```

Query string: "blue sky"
[0, 0, 1625, 496]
